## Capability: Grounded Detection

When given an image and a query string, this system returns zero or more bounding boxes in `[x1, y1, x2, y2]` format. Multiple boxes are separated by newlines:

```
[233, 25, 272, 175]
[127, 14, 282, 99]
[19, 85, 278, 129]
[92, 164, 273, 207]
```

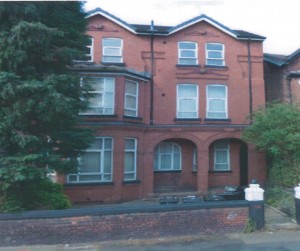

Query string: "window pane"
[160, 154, 172, 169]
[215, 164, 228, 170]
[207, 59, 224, 66]
[216, 150, 228, 163]
[92, 79, 104, 91]
[178, 111, 197, 118]
[103, 151, 112, 173]
[208, 51, 222, 59]
[125, 82, 137, 95]
[179, 59, 197, 65]
[178, 85, 197, 97]
[181, 50, 196, 58]
[209, 99, 225, 111]
[84, 46, 92, 54]
[89, 93, 103, 106]
[103, 56, 122, 62]
[125, 139, 135, 150]
[173, 153, 180, 169]
[125, 110, 136, 116]
[104, 138, 112, 149]
[179, 42, 196, 49]
[79, 152, 100, 173]
[79, 175, 102, 182]
[124, 173, 135, 180]
[104, 93, 114, 107]
[206, 43, 223, 50]
[125, 96, 137, 109]
[208, 111, 226, 118]
[179, 99, 196, 110]
[89, 139, 102, 149]
[208, 86, 225, 98]
[104, 47, 121, 56]
[103, 174, 112, 181]
[124, 152, 135, 172]
[159, 143, 173, 153]
[103, 38, 121, 47]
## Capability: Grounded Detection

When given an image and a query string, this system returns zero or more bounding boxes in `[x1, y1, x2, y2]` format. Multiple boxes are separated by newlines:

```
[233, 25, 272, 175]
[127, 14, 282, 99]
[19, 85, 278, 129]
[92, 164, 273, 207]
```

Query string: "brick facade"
[61, 8, 267, 204]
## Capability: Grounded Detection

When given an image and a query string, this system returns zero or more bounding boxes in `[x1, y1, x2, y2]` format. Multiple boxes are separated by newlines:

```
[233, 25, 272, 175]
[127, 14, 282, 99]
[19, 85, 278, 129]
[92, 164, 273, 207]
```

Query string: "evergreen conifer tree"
[0, 2, 93, 211]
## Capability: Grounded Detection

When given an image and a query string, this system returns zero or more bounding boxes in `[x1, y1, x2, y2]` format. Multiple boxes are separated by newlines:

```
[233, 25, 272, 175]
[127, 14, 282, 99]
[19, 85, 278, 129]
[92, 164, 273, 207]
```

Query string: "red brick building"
[62, 8, 267, 204]
[264, 49, 300, 103]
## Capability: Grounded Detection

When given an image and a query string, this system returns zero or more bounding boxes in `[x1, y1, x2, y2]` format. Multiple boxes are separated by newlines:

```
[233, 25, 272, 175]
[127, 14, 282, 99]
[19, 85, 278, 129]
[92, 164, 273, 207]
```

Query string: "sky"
[83, 0, 300, 55]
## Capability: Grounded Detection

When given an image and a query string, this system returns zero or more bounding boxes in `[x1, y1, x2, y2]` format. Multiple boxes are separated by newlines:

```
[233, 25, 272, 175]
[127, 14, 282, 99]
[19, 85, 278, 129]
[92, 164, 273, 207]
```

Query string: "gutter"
[149, 20, 156, 125]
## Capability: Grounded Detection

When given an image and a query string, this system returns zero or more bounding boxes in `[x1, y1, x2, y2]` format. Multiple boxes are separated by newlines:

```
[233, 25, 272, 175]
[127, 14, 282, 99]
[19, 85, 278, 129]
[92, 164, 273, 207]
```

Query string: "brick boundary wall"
[0, 201, 249, 246]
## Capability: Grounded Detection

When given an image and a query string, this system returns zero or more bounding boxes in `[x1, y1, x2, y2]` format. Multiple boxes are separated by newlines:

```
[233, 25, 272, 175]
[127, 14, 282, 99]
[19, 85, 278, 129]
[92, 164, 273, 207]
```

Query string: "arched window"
[154, 142, 181, 171]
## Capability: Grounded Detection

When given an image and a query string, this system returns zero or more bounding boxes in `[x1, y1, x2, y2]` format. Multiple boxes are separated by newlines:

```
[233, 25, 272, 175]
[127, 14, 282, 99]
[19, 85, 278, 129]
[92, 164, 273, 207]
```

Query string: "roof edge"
[85, 7, 137, 34]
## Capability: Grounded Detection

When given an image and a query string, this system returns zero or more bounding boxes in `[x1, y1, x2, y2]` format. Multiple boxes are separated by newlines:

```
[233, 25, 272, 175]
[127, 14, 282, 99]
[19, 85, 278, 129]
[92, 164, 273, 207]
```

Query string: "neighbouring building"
[61, 8, 267, 204]
[264, 49, 300, 103]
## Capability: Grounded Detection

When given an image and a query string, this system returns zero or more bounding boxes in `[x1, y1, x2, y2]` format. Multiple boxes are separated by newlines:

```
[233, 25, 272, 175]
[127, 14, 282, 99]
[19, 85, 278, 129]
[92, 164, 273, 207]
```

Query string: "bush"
[242, 103, 300, 187]
[0, 179, 71, 212]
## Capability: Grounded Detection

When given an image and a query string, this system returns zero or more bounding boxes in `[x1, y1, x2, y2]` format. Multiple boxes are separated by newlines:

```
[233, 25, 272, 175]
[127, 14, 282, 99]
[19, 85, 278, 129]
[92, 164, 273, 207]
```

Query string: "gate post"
[245, 180, 265, 230]
[294, 183, 300, 225]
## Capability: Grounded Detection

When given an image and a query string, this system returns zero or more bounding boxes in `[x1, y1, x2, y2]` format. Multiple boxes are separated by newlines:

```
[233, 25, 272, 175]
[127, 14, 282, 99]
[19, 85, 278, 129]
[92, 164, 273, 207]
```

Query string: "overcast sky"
[84, 0, 300, 55]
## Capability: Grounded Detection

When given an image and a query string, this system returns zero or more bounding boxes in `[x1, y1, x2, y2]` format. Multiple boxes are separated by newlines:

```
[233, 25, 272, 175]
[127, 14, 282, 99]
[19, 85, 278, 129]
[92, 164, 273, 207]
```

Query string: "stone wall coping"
[0, 200, 249, 221]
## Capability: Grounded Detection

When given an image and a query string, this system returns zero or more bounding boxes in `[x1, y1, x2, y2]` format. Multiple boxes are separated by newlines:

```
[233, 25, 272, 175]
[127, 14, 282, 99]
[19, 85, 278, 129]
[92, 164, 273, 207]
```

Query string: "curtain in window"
[125, 81, 138, 117]
[178, 84, 198, 118]
[214, 140, 230, 171]
[207, 85, 226, 118]
[154, 142, 181, 171]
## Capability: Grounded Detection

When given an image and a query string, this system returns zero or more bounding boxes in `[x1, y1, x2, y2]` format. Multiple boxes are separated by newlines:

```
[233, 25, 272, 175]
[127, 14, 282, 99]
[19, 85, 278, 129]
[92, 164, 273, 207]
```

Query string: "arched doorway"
[153, 138, 197, 193]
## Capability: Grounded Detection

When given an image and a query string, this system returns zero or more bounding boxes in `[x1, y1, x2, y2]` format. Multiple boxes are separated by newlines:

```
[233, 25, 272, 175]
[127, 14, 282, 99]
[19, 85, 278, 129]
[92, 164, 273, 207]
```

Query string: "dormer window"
[102, 38, 123, 63]
[205, 43, 225, 66]
[178, 42, 198, 65]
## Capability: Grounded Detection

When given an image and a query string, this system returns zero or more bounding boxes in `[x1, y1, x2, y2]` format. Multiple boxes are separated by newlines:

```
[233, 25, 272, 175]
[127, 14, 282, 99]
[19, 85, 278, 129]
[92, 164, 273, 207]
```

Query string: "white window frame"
[206, 84, 228, 119]
[154, 142, 181, 171]
[86, 37, 94, 62]
[67, 137, 113, 183]
[177, 84, 198, 118]
[81, 77, 115, 115]
[102, 38, 123, 63]
[124, 80, 138, 117]
[213, 140, 230, 171]
[205, 43, 225, 66]
[124, 138, 137, 181]
[178, 41, 198, 65]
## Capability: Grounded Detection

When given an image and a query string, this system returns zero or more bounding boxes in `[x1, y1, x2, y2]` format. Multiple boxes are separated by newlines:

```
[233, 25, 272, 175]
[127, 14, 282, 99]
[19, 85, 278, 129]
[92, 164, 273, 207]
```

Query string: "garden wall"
[0, 201, 249, 246]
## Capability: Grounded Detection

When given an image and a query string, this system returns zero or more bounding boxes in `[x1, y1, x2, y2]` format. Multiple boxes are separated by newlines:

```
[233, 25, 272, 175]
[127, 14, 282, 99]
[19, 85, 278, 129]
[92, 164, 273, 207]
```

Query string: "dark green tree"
[242, 102, 300, 187]
[0, 2, 93, 211]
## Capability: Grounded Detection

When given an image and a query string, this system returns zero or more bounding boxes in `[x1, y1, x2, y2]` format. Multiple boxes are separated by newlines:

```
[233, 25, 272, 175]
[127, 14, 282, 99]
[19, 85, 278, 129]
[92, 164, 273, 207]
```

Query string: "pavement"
[264, 204, 299, 231]
[0, 204, 299, 251]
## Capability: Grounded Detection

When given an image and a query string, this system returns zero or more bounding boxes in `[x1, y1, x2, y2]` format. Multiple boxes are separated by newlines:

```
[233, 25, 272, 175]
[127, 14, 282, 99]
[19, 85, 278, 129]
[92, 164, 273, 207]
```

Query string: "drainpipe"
[247, 38, 253, 119]
[286, 74, 293, 103]
[149, 20, 155, 125]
